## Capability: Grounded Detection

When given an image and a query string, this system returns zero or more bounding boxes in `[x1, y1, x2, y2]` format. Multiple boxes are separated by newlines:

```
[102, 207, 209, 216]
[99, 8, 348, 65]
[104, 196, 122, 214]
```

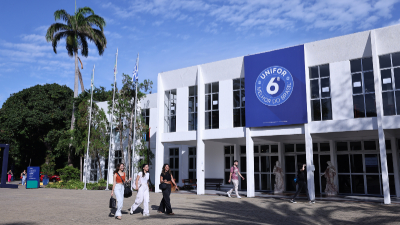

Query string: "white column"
[246, 128, 255, 197]
[197, 65, 205, 195]
[390, 137, 400, 197]
[329, 140, 338, 192]
[278, 142, 285, 191]
[371, 30, 391, 204]
[155, 74, 165, 193]
[305, 124, 315, 201]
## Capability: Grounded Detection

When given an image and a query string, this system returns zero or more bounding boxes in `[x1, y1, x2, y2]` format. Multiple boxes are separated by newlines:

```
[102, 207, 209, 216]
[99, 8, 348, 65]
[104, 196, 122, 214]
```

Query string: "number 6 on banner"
[266, 77, 279, 95]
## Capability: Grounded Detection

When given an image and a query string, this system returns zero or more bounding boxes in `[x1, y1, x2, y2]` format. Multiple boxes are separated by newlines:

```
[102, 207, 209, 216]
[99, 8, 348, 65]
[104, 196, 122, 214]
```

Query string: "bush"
[57, 166, 80, 182]
[46, 180, 113, 190]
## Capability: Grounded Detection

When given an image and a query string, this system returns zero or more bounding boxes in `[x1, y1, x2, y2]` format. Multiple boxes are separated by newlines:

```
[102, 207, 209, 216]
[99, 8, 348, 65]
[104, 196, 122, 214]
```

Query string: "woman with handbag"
[130, 164, 150, 216]
[111, 163, 132, 220]
[157, 164, 179, 215]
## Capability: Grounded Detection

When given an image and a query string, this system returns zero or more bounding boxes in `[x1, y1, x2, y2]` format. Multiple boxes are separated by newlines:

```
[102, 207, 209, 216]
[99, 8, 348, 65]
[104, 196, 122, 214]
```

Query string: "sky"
[1, 0, 400, 107]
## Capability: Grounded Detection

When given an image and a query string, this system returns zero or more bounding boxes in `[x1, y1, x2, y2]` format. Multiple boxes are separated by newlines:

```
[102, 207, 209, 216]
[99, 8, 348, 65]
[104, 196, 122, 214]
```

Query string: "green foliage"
[46, 179, 112, 190]
[0, 84, 73, 174]
[57, 166, 80, 182]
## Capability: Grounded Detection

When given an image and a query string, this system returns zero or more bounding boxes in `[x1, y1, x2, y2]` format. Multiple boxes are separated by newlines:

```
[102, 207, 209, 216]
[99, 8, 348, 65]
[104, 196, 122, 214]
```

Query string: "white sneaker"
[143, 213, 150, 216]
[227, 192, 231, 198]
[237, 196, 242, 199]
[130, 208, 134, 215]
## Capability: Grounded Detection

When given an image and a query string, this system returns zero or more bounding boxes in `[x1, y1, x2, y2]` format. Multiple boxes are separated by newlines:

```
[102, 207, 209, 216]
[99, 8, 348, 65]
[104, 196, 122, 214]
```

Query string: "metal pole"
[83, 65, 95, 190]
[106, 49, 118, 190]
[131, 54, 139, 186]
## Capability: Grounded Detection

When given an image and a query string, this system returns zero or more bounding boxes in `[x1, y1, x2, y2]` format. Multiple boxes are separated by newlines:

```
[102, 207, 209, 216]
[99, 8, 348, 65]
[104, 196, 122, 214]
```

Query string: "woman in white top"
[130, 164, 150, 216]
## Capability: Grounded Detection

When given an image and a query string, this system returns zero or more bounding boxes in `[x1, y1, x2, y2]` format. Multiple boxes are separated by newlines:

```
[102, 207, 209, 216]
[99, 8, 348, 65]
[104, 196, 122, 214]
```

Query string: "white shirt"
[137, 172, 149, 187]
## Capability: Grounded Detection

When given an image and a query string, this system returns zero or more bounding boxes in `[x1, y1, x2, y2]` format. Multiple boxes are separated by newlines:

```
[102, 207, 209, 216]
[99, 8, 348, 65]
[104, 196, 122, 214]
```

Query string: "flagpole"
[131, 53, 139, 186]
[83, 64, 95, 190]
[106, 49, 118, 191]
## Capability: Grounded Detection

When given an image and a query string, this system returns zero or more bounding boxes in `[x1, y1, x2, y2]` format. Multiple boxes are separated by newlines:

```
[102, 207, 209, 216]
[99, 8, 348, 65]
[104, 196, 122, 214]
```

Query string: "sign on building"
[244, 45, 308, 127]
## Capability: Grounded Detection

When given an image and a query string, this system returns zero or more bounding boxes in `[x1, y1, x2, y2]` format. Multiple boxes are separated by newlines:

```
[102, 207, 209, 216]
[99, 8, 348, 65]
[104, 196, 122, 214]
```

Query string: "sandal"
[115, 216, 122, 220]
[157, 211, 163, 214]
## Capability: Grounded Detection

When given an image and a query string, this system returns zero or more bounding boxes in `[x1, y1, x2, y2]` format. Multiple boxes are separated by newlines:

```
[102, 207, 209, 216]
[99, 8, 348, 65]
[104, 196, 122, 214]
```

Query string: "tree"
[77, 98, 109, 180]
[0, 84, 73, 175]
[46, 7, 107, 165]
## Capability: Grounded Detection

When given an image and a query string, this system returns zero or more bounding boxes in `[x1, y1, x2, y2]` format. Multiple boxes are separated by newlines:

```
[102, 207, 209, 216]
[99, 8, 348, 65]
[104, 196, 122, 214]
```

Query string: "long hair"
[297, 163, 304, 173]
[161, 164, 171, 176]
[114, 163, 125, 174]
[142, 164, 148, 177]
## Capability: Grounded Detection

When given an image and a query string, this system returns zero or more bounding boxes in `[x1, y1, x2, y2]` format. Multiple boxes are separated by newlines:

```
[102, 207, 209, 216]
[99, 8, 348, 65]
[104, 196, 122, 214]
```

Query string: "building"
[89, 24, 400, 205]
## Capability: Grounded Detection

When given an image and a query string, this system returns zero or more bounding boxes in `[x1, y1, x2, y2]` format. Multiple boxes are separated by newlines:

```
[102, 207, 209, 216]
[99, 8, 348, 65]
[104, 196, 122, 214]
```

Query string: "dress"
[130, 172, 150, 215]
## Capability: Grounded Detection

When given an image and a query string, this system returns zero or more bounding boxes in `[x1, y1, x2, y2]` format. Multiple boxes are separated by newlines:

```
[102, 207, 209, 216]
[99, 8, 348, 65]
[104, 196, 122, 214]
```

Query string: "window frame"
[164, 89, 177, 133]
[205, 82, 219, 129]
[309, 64, 333, 121]
[233, 78, 245, 127]
[379, 53, 400, 116]
[188, 86, 198, 131]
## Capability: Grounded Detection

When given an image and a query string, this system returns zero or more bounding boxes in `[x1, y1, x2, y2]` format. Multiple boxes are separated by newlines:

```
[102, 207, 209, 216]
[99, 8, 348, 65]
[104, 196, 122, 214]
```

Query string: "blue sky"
[1, 0, 400, 107]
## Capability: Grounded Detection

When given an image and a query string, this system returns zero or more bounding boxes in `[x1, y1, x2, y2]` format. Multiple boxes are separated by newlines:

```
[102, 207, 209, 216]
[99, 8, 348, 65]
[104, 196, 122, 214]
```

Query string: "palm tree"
[46, 7, 107, 165]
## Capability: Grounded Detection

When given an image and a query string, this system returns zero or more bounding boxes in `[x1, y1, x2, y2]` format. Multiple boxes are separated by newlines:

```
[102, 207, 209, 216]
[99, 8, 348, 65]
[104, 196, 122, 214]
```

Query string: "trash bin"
[43, 175, 49, 186]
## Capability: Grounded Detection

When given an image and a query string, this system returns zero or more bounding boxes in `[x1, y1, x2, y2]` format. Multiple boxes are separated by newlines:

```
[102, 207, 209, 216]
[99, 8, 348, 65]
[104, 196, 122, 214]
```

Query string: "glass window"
[233, 78, 245, 127]
[188, 86, 197, 131]
[164, 89, 177, 133]
[310, 64, 332, 121]
[351, 57, 376, 118]
[169, 148, 179, 181]
[285, 144, 294, 153]
[141, 108, 150, 141]
[205, 82, 219, 129]
[379, 54, 391, 69]
[379, 52, 400, 116]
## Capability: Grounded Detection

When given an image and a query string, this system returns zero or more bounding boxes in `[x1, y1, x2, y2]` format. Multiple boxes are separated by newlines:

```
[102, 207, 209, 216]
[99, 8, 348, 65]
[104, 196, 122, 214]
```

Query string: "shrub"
[57, 166, 80, 182]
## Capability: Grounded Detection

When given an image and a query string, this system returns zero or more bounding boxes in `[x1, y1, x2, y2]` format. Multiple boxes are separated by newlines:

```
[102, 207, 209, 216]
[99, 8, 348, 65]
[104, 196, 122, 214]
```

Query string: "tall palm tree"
[46, 7, 107, 165]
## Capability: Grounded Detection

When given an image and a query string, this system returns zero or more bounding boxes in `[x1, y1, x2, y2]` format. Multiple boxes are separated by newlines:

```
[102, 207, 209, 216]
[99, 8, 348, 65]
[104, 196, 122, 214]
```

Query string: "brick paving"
[0, 185, 400, 225]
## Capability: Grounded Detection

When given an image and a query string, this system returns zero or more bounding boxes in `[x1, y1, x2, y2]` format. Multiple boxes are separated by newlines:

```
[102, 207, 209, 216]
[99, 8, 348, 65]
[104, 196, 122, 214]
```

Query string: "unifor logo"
[255, 66, 294, 106]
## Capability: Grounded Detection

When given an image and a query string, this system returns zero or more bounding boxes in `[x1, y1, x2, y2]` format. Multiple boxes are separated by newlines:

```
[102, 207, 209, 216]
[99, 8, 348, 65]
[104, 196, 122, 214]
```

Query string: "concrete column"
[305, 124, 315, 201]
[329, 140, 339, 193]
[197, 65, 205, 195]
[246, 128, 255, 197]
[278, 142, 285, 191]
[371, 30, 391, 204]
[155, 74, 165, 193]
[390, 138, 400, 197]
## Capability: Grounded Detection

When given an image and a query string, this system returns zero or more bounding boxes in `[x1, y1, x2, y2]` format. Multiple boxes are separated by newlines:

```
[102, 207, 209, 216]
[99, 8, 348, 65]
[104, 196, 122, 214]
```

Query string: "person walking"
[21, 170, 27, 186]
[290, 163, 315, 204]
[227, 160, 245, 198]
[130, 164, 150, 216]
[7, 170, 13, 182]
[111, 163, 132, 220]
[157, 164, 179, 215]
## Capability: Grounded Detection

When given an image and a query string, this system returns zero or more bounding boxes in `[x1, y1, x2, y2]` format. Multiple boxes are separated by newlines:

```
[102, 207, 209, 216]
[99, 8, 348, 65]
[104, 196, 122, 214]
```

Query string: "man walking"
[227, 160, 245, 198]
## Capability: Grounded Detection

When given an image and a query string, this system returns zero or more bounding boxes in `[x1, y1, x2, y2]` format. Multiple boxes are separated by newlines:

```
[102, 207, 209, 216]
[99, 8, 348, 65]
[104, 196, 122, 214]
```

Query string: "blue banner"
[26, 166, 40, 189]
[244, 45, 307, 127]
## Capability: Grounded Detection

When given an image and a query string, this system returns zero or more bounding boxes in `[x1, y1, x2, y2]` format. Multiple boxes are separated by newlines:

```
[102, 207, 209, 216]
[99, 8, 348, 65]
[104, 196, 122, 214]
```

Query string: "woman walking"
[290, 163, 315, 204]
[111, 163, 132, 220]
[158, 164, 179, 215]
[130, 164, 150, 216]
[21, 170, 27, 186]
[7, 170, 13, 182]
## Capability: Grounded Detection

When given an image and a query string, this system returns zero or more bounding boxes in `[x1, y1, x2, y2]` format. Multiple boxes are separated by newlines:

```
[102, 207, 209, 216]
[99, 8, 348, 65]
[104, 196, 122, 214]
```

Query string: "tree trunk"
[68, 52, 80, 166]
[98, 155, 102, 180]
[80, 156, 83, 181]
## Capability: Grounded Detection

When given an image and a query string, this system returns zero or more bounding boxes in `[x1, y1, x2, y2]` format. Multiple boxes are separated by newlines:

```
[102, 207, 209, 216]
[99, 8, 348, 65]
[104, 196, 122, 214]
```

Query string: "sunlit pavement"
[1, 185, 400, 225]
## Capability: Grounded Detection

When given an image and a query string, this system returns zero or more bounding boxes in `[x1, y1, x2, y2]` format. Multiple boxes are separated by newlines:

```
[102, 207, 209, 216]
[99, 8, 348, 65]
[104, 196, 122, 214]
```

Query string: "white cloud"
[152, 21, 164, 26]
[104, 31, 122, 39]
[21, 34, 46, 43]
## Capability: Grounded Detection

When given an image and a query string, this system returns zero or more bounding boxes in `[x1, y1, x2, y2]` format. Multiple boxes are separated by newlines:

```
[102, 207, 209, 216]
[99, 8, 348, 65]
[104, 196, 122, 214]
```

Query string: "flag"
[90, 65, 95, 95]
[132, 54, 139, 82]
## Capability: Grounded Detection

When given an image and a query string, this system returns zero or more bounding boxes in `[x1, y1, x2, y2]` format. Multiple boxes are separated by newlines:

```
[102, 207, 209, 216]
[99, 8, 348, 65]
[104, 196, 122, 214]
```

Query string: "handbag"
[159, 183, 167, 190]
[117, 173, 132, 198]
[109, 197, 116, 208]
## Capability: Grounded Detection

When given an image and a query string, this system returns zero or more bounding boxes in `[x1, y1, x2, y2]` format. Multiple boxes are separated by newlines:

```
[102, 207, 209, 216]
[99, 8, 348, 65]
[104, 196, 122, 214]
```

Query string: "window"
[90, 158, 98, 182]
[253, 144, 279, 191]
[188, 147, 196, 179]
[350, 57, 376, 118]
[188, 86, 198, 131]
[103, 158, 108, 179]
[309, 64, 332, 121]
[224, 146, 235, 184]
[114, 150, 122, 167]
[141, 108, 150, 141]
[164, 89, 177, 132]
[233, 78, 245, 127]
[379, 53, 400, 116]
[284, 144, 306, 192]
[169, 148, 179, 181]
[205, 82, 219, 129]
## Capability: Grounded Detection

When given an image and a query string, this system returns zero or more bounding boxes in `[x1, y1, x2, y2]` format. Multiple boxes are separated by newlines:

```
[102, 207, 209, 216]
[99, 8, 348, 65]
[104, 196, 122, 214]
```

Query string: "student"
[111, 163, 132, 220]
[158, 164, 179, 215]
[290, 163, 315, 204]
[21, 170, 27, 186]
[227, 160, 245, 198]
[7, 170, 13, 182]
[130, 164, 150, 216]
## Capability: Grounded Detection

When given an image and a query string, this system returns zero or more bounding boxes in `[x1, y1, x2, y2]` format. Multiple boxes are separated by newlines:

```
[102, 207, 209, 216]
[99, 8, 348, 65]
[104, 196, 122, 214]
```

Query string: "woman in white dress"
[130, 164, 150, 216]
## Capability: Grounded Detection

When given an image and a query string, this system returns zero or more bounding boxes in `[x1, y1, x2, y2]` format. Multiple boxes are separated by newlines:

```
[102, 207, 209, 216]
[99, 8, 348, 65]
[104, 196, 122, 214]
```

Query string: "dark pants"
[158, 184, 172, 213]
[292, 181, 310, 201]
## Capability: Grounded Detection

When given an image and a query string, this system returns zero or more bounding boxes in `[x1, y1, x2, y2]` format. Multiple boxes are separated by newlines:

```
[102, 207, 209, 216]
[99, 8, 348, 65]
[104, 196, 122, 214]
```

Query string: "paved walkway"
[0, 185, 400, 225]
